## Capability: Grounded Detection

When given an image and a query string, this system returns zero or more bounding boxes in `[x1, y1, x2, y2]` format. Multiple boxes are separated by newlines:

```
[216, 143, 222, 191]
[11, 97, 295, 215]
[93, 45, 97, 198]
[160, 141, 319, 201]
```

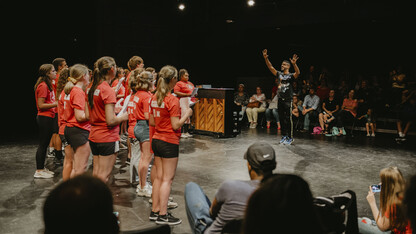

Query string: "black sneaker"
[149, 211, 159, 221]
[155, 213, 182, 225]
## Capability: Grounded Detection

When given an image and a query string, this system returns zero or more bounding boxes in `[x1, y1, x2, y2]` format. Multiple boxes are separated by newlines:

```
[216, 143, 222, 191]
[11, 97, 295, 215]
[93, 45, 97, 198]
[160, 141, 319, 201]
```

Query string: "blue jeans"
[265, 108, 279, 123]
[185, 182, 214, 234]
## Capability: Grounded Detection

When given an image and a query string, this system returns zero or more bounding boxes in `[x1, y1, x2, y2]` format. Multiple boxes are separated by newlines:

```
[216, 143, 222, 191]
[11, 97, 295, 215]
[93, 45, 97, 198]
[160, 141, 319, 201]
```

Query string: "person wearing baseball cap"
[184, 142, 277, 234]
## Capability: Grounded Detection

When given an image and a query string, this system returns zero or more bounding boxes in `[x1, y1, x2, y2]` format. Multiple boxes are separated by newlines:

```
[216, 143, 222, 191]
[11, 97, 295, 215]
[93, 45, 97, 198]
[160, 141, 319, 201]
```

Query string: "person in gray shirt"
[302, 86, 320, 132]
[184, 142, 277, 234]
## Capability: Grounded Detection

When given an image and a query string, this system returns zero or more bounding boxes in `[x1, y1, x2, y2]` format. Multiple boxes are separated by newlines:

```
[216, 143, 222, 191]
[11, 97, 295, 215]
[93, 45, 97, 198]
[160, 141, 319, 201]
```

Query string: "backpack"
[313, 190, 359, 234]
[312, 126, 323, 134]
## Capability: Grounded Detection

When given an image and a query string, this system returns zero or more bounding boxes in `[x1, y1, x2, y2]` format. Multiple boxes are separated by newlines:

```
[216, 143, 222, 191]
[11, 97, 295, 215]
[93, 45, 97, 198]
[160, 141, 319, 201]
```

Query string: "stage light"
[178, 3, 185, 10]
[247, 0, 255, 6]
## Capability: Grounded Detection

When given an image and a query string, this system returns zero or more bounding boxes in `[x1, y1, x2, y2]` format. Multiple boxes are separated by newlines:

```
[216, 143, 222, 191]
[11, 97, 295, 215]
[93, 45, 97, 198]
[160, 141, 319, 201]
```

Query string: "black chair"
[221, 218, 243, 234]
[121, 224, 170, 234]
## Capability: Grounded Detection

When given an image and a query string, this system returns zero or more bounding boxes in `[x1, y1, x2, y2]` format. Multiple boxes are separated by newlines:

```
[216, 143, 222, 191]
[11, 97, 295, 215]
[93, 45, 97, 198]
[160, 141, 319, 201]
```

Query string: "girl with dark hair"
[243, 174, 324, 234]
[173, 68, 195, 138]
[34, 64, 58, 179]
[149, 65, 193, 225]
[88, 57, 128, 183]
[56, 68, 75, 181]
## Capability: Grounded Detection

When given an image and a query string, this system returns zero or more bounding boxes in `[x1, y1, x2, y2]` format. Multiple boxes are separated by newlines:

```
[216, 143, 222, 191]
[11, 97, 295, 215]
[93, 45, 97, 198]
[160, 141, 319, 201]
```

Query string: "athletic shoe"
[280, 136, 288, 144]
[371, 133, 376, 137]
[367, 133, 370, 137]
[34, 170, 53, 179]
[181, 133, 189, 138]
[136, 184, 152, 197]
[284, 137, 294, 145]
[185, 133, 193, 138]
[155, 213, 182, 225]
[399, 132, 405, 138]
[149, 211, 159, 221]
[47, 147, 55, 158]
[43, 168, 55, 175]
[167, 200, 178, 209]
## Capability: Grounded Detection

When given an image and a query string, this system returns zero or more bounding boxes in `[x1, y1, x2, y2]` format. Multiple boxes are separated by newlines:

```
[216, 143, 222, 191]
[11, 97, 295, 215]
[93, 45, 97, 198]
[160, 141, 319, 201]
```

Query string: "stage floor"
[0, 128, 415, 233]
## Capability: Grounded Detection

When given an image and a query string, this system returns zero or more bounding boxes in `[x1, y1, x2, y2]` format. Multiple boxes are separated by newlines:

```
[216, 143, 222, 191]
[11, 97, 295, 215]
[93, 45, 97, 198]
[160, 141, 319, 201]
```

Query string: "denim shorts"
[134, 120, 150, 143]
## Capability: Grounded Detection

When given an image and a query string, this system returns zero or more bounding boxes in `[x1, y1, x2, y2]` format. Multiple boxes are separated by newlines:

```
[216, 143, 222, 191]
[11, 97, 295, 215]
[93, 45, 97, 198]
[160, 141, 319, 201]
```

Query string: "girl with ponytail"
[88, 56, 129, 183]
[63, 64, 92, 178]
[34, 64, 58, 179]
[56, 68, 75, 181]
[149, 65, 193, 225]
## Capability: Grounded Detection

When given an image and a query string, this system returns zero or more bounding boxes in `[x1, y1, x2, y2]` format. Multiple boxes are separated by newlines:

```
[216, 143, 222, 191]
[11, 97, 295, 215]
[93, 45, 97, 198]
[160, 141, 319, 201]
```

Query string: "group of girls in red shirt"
[34, 55, 192, 225]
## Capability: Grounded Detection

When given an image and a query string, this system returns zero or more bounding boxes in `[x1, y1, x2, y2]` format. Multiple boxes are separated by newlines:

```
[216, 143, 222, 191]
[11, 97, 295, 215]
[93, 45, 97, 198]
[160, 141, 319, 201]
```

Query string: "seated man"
[184, 142, 277, 234]
[302, 87, 320, 132]
[43, 175, 119, 234]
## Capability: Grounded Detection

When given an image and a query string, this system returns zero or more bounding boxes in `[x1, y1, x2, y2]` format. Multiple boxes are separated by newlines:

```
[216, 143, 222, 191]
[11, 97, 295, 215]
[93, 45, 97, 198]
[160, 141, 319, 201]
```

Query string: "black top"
[323, 97, 339, 112]
[276, 71, 295, 100]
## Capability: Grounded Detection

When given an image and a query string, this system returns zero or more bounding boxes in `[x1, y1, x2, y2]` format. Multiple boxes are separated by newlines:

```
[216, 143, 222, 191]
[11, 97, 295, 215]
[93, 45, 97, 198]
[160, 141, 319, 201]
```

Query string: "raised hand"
[290, 54, 299, 64]
[262, 49, 268, 59]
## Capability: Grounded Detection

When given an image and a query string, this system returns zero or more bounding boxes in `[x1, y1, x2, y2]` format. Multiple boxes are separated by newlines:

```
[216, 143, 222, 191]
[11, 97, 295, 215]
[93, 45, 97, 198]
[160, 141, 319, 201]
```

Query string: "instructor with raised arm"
[263, 49, 300, 145]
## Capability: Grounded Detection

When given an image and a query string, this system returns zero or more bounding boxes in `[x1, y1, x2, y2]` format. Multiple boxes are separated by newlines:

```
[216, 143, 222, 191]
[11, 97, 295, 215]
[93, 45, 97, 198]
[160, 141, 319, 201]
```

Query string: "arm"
[170, 108, 193, 130]
[290, 54, 300, 79]
[74, 108, 89, 122]
[105, 103, 128, 127]
[174, 91, 191, 97]
[366, 187, 391, 231]
[262, 49, 278, 76]
[37, 97, 58, 110]
[149, 113, 155, 127]
[209, 197, 222, 219]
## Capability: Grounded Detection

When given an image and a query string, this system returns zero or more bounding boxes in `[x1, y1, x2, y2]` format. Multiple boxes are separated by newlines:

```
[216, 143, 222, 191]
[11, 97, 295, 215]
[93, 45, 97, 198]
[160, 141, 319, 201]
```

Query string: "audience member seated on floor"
[404, 174, 416, 231]
[246, 87, 267, 128]
[301, 86, 320, 132]
[184, 142, 277, 234]
[396, 91, 416, 141]
[336, 89, 358, 136]
[358, 108, 377, 137]
[358, 167, 413, 234]
[318, 89, 339, 134]
[242, 174, 324, 234]
[234, 84, 250, 121]
[43, 174, 119, 234]
[266, 78, 280, 129]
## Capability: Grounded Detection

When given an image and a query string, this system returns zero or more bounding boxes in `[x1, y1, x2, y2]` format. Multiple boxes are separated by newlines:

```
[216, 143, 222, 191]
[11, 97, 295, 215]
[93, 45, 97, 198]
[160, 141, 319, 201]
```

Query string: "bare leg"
[138, 141, 152, 189]
[152, 156, 163, 213]
[397, 121, 403, 134]
[159, 157, 179, 215]
[370, 123, 375, 135]
[97, 154, 117, 183]
[92, 155, 99, 177]
[403, 122, 412, 135]
[73, 142, 91, 176]
[319, 113, 325, 129]
[62, 145, 74, 181]
[366, 123, 370, 135]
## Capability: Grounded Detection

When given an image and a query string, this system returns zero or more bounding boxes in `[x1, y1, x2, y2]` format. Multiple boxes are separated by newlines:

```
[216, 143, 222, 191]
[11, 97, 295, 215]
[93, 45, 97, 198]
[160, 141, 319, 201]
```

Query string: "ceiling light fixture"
[178, 3, 185, 10]
[247, 0, 255, 7]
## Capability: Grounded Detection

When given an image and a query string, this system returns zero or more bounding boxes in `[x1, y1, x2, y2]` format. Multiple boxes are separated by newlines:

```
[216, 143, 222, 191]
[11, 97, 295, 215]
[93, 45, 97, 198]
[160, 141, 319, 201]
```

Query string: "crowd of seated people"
[234, 65, 416, 140]
[44, 144, 416, 234]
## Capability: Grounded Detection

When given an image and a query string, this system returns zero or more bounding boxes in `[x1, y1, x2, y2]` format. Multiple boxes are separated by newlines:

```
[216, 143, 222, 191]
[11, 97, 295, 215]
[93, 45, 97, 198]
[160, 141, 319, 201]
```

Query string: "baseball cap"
[244, 142, 277, 171]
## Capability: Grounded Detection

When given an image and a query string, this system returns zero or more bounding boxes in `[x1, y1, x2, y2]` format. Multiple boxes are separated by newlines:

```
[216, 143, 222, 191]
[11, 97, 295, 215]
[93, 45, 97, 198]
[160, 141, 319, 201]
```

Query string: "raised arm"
[290, 54, 300, 79]
[262, 49, 278, 76]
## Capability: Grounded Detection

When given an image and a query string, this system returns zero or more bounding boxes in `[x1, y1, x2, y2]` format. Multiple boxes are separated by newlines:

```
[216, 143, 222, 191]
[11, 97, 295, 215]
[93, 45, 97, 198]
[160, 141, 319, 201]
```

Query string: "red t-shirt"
[35, 82, 56, 118]
[384, 205, 413, 234]
[58, 90, 66, 135]
[127, 93, 138, 139]
[64, 86, 91, 132]
[342, 98, 358, 117]
[174, 80, 194, 99]
[88, 81, 119, 143]
[150, 93, 181, 145]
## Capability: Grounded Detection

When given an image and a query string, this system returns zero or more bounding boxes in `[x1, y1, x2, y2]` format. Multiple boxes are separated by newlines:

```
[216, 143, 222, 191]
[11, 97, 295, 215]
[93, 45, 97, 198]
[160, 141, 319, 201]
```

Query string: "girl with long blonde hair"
[359, 167, 412, 233]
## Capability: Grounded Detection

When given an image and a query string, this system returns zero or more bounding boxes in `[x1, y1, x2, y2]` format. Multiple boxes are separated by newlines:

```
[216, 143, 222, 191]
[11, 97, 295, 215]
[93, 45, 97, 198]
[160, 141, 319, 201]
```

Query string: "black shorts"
[152, 139, 179, 158]
[52, 115, 59, 134]
[89, 141, 119, 156]
[64, 126, 89, 152]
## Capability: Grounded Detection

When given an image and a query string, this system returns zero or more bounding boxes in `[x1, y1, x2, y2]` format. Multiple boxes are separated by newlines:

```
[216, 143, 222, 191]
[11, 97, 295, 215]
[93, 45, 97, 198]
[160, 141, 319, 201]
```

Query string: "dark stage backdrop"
[3, 0, 414, 142]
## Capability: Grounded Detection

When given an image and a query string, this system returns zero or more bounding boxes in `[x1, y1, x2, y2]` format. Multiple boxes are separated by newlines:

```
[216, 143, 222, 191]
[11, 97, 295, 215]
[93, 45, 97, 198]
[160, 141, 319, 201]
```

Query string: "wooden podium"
[191, 88, 237, 138]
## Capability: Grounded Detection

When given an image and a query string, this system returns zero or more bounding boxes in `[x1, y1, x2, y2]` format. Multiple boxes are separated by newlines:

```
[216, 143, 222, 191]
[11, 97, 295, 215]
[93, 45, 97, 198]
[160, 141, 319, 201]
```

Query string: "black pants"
[35, 115, 54, 170]
[336, 110, 355, 128]
[278, 99, 293, 138]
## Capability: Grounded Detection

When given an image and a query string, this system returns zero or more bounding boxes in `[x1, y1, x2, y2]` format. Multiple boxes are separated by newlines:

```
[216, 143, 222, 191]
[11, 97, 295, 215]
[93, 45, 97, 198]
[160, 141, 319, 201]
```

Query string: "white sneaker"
[43, 168, 55, 175]
[371, 133, 375, 137]
[34, 170, 53, 179]
[399, 132, 405, 138]
[185, 133, 193, 138]
[367, 133, 370, 137]
[181, 133, 189, 138]
[149, 196, 173, 204]
[252, 123, 257, 128]
[137, 184, 152, 197]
